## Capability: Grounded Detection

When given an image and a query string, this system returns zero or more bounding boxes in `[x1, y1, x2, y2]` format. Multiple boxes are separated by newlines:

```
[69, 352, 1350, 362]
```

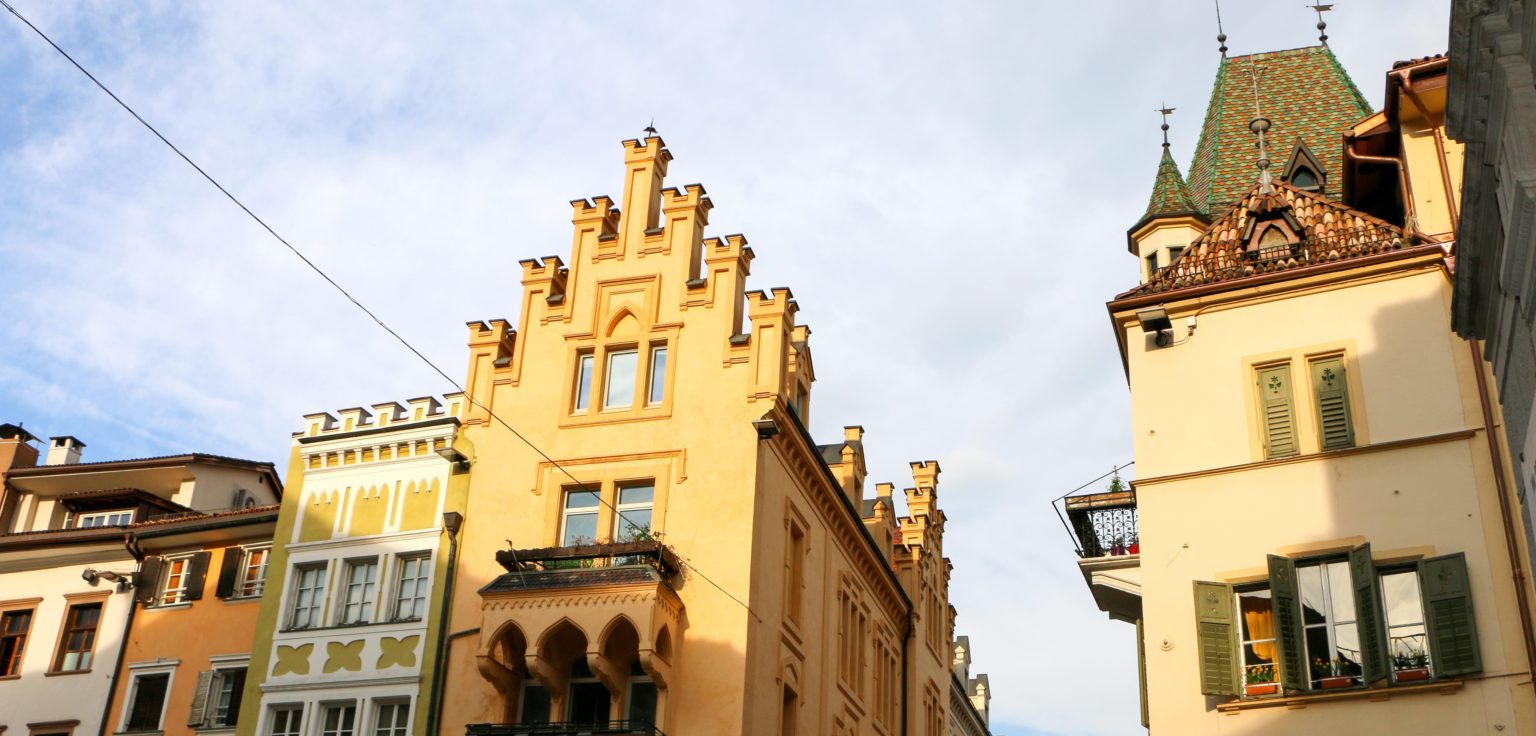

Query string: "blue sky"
[0, 2, 1453, 733]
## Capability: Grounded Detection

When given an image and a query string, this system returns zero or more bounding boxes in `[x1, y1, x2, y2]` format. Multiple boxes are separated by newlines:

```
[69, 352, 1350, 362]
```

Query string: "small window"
[561, 488, 601, 546]
[289, 563, 327, 629]
[519, 684, 552, 724]
[1298, 560, 1362, 689]
[647, 346, 668, 406]
[574, 353, 595, 412]
[206, 666, 247, 727]
[159, 555, 193, 606]
[74, 510, 134, 529]
[320, 703, 357, 736]
[373, 701, 410, 736]
[238, 546, 271, 598]
[53, 601, 102, 672]
[338, 559, 379, 624]
[1168, 246, 1185, 265]
[1382, 569, 1432, 682]
[1236, 587, 1277, 695]
[392, 554, 431, 622]
[0, 608, 33, 676]
[123, 670, 171, 731]
[613, 484, 655, 541]
[1145, 252, 1159, 274]
[785, 521, 806, 625]
[626, 678, 658, 723]
[268, 705, 304, 736]
[1291, 167, 1319, 190]
[604, 350, 639, 409]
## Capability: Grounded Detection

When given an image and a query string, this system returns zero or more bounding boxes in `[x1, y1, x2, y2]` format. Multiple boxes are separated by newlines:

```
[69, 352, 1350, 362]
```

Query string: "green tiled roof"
[1143, 145, 1200, 220]
[1185, 45, 1374, 214]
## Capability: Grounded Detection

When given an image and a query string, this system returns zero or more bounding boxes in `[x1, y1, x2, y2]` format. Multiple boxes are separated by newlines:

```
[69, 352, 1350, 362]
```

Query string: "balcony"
[1054, 488, 1141, 623]
[467, 721, 664, 736]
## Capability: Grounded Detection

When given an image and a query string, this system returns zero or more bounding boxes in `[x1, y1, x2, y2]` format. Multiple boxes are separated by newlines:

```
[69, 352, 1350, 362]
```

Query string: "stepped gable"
[1186, 45, 1374, 213]
[1124, 180, 1408, 297]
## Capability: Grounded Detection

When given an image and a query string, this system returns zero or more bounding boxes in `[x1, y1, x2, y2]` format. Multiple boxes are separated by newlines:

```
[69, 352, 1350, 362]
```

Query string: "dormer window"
[1282, 140, 1327, 193]
[74, 509, 134, 528]
[1290, 166, 1320, 190]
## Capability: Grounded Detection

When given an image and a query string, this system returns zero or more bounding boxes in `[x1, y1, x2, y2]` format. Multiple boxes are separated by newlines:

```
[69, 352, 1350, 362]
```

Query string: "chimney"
[46, 436, 85, 466]
[0, 424, 40, 472]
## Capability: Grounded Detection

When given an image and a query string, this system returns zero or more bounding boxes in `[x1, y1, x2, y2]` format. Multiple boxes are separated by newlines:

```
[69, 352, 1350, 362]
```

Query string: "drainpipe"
[901, 613, 911, 736]
[98, 532, 144, 736]
[1468, 340, 1536, 689]
[1394, 67, 1460, 239]
[1344, 133, 1421, 236]
[426, 511, 464, 736]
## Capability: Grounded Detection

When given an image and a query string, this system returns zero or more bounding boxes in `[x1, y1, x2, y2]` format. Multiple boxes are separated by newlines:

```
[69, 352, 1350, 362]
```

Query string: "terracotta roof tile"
[1186, 46, 1373, 214]
[1126, 181, 1409, 297]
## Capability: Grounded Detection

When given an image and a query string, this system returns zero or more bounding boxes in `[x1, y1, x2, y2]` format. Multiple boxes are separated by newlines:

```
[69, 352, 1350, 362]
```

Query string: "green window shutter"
[1257, 364, 1298, 459]
[1192, 581, 1238, 696]
[1137, 618, 1149, 727]
[1268, 555, 1307, 691]
[1421, 553, 1482, 677]
[1349, 544, 1390, 684]
[1311, 357, 1355, 450]
[187, 670, 213, 726]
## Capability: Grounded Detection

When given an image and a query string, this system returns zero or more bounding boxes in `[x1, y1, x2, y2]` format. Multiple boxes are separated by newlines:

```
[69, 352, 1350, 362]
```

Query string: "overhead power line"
[1, 0, 760, 622]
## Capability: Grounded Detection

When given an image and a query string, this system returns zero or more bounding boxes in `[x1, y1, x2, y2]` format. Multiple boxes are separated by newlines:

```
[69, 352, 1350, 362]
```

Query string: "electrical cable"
[1, 0, 761, 622]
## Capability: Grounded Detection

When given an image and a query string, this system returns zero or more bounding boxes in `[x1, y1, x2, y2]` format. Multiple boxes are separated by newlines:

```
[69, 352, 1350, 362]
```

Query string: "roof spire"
[1310, 3, 1333, 46]
[1243, 62, 1274, 193]
[1214, 0, 1228, 56]
[1156, 104, 1176, 148]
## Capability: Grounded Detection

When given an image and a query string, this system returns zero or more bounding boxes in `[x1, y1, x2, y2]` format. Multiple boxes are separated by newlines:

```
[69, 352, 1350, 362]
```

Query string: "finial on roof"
[1214, 0, 1228, 56]
[1243, 62, 1274, 193]
[1156, 105, 1176, 148]
[1310, 3, 1333, 46]
[643, 118, 658, 138]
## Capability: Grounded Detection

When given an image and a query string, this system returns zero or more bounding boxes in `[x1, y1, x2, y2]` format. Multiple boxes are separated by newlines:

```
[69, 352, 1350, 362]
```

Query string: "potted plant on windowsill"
[1243, 664, 1278, 697]
[1126, 535, 1140, 555]
[1314, 658, 1358, 690]
[1393, 651, 1432, 682]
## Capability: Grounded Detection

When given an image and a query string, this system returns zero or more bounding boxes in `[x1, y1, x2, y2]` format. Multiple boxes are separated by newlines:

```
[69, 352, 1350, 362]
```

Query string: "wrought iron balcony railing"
[1141, 226, 1413, 294]
[466, 721, 664, 736]
[493, 541, 682, 576]
[1054, 489, 1138, 559]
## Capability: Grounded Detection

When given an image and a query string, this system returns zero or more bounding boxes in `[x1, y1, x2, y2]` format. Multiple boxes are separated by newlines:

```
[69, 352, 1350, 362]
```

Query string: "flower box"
[1319, 675, 1356, 690]
[1394, 667, 1432, 683]
[1243, 683, 1279, 697]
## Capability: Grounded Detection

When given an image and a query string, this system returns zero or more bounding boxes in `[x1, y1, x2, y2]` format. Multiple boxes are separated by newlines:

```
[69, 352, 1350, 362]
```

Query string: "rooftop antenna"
[1214, 0, 1228, 57]
[643, 118, 658, 138]
[1310, 3, 1333, 47]
[1243, 62, 1274, 193]
[1156, 105, 1176, 148]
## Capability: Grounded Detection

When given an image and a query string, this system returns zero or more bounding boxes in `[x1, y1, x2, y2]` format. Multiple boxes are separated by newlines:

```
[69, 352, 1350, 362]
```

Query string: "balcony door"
[568, 680, 611, 723]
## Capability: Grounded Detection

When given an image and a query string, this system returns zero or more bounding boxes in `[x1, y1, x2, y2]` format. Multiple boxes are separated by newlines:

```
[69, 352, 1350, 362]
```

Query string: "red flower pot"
[1395, 668, 1432, 682]
[1244, 683, 1279, 697]
[1319, 675, 1356, 690]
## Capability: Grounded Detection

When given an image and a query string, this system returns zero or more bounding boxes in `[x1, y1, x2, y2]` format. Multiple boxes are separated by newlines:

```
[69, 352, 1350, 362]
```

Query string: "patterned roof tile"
[1143, 146, 1201, 221]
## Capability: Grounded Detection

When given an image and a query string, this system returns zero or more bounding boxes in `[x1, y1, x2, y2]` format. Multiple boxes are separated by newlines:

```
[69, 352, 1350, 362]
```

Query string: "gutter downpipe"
[426, 514, 463, 736]
[99, 531, 144, 736]
[902, 612, 912, 736]
[1394, 67, 1460, 239]
[1469, 339, 1536, 689]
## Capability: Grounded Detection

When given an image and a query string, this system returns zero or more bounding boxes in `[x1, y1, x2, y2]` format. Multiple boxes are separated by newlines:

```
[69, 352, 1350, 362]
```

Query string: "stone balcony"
[1059, 489, 1141, 623]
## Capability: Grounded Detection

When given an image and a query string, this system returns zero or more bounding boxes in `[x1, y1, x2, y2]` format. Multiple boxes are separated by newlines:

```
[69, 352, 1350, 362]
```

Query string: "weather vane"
[1156, 105, 1176, 147]
[643, 118, 658, 138]
[1214, 0, 1228, 56]
[1310, 3, 1333, 46]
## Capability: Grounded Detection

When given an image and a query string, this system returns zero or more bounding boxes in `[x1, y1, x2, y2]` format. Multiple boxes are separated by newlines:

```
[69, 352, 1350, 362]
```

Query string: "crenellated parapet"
[294, 394, 465, 472]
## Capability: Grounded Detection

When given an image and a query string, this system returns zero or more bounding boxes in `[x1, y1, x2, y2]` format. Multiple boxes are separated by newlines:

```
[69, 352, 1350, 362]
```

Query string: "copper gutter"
[1394, 65, 1460, 239]
[1468, 339, 1536, 689]
[1344, 134, 1419, 231]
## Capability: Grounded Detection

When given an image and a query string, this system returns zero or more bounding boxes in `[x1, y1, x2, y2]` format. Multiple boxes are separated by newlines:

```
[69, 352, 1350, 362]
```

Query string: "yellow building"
[435, 135, 992, 735]
[1065, 45, 1536, 733]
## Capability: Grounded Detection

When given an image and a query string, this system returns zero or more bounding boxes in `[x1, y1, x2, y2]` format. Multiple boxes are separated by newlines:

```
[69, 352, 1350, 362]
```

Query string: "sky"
[0, 2, 1453, 733]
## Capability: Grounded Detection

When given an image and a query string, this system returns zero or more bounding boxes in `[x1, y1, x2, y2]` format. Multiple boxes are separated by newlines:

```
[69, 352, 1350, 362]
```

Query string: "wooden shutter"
[1257, 364, 1299, 459]
[214, 547, 243, 598]
[1268, 555, 1307, 691]
[134, 556, 164, 605]
[187, 670, 213, 726]
[1192, 581, 1237, 696]
[183, 551, 212, 601]
[1311, 357, 1355, 450]
[1422, 553, 1482, 677]
[1349, 544, 1389, 684]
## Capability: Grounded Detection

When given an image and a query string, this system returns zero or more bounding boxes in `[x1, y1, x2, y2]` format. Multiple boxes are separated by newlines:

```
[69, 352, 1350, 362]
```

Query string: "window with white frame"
[646, 345, 667, 405]
[238, 545, 271, 598]
[612, 484, 654, 541]
[560, 488, 601, 546]
[338, 559, 379, 625]
[1235, 586, 1277, 693]
[604, 349, 639, 409]
[75, 509, 134, 528]
[373, 701, 410, 736]
[288, 563, 327, 629]
[1298, 560, 1362, 688]
[320, 702, 357, 736]
[204, 665, 247, 728]
[1381, 568, 1433, 681]
[122, 668, 172, 732]
[392, 554, 431, 622]
[268, 705, 304, 736]
[573, 353, 595, 412]
[158, 555, 194, 606]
